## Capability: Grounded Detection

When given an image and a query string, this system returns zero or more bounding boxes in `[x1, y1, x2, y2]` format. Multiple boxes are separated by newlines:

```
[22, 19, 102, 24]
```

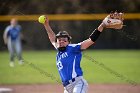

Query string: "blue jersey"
[56, 43, 83, 82]
[5, 25, 21, 40]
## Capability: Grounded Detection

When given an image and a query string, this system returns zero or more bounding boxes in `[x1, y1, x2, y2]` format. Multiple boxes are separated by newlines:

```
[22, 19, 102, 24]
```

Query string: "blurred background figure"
[3, 18, 24, 67]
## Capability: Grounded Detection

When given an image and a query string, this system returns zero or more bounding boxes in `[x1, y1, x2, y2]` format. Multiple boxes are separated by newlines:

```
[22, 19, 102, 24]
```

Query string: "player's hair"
[56, 31, 72, 42]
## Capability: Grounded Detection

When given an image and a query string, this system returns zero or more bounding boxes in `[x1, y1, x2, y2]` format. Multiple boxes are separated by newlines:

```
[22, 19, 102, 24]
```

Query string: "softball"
[38, 15, 46, 24]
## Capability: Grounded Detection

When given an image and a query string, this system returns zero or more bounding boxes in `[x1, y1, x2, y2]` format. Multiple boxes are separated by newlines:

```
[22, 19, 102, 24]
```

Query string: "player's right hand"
[4, 38, 8, 45]
[44, 15, 49, 25]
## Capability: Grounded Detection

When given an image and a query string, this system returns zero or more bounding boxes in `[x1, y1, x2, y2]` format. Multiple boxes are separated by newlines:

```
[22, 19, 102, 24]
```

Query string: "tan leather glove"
[103, 12, 124, 29]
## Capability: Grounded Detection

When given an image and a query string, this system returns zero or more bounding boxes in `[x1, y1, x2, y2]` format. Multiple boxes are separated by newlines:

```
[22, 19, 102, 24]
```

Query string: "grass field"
[0, 50, 140, 85]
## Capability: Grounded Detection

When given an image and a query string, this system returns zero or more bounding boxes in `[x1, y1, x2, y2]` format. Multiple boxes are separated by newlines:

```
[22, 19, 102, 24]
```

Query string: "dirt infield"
[0, 84, 140, 93]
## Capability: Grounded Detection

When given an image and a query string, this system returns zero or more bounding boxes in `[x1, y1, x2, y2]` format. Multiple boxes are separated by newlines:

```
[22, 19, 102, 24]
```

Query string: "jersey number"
[57, 61, 63, 70]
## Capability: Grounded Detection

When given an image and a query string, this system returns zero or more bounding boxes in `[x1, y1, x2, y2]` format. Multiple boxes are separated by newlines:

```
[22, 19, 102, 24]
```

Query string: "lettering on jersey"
[57, 52, 68, 70]
[58, 52, 68, 60]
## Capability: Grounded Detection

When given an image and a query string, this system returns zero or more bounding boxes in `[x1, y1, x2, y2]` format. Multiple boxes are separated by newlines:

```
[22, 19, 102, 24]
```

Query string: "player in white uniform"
[42, 12, 124, 93]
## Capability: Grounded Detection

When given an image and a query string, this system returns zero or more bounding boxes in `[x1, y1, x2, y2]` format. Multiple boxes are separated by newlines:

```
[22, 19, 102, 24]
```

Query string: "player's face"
[11, 18, 17, 27]
[57, 37, 69, 47]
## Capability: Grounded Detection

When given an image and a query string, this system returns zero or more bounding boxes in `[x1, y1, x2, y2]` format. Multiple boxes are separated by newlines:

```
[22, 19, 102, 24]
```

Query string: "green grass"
[0, 50, 140, 85]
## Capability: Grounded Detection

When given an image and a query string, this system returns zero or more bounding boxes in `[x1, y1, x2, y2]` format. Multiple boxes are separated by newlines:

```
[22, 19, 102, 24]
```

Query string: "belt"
[62, 76, 82, 87]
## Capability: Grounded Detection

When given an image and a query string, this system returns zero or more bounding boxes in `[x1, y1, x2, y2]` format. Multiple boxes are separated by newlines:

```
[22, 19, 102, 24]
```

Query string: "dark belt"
[63, 76, 81, 87]
[63, 78, 75, 87]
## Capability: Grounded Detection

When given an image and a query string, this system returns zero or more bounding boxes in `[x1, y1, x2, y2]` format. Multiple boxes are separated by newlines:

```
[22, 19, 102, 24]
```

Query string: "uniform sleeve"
[5, 26, 10, 32]
[4, 26, 10, 37]
[68, 43, 81, 52]
[52, 42, 58, 50]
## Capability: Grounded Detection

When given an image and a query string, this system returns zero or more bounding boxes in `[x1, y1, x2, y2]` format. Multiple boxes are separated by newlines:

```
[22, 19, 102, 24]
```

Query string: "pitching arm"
[44, 16, 57, 48]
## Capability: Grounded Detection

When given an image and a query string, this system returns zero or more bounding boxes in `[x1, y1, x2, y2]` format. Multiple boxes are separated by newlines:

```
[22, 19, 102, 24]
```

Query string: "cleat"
[9, 62, 14, 67]
[19, 60, 24, 65]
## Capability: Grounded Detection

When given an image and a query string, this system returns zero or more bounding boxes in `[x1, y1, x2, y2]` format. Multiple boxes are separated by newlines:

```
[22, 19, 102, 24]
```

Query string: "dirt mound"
[0, 84, 140, 93]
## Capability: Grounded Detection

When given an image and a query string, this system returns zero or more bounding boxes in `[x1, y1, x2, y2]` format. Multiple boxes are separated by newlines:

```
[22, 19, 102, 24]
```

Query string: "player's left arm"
[81, 12, 124, 50]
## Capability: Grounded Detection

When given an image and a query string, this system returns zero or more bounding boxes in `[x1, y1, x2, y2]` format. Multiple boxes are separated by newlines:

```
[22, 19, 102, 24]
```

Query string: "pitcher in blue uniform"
[3, 18, 24, 67]
[43, 12, 124, 93]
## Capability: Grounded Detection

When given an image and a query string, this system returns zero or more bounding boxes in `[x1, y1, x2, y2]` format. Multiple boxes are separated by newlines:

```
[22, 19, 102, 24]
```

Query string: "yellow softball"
[38, 15, 46, 24]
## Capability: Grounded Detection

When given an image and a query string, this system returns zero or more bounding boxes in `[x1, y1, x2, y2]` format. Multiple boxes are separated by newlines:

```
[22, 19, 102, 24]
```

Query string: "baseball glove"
[102, 11, 124, 29]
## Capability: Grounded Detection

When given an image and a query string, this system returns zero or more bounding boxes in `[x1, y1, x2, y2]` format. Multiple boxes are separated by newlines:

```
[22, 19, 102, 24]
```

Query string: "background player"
[3, 18, 24, 67]
[43, 12, 124, 93]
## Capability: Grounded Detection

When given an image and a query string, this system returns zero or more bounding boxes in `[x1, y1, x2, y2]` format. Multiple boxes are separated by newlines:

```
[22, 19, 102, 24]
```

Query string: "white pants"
[64, 76, 88, 93]
[7, 37, 22, 62]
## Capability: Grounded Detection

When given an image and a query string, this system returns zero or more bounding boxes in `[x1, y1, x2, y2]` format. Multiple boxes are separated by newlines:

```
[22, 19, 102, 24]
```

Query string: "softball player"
[3, 18, 23, 67]
[43, 12, 123, 93]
